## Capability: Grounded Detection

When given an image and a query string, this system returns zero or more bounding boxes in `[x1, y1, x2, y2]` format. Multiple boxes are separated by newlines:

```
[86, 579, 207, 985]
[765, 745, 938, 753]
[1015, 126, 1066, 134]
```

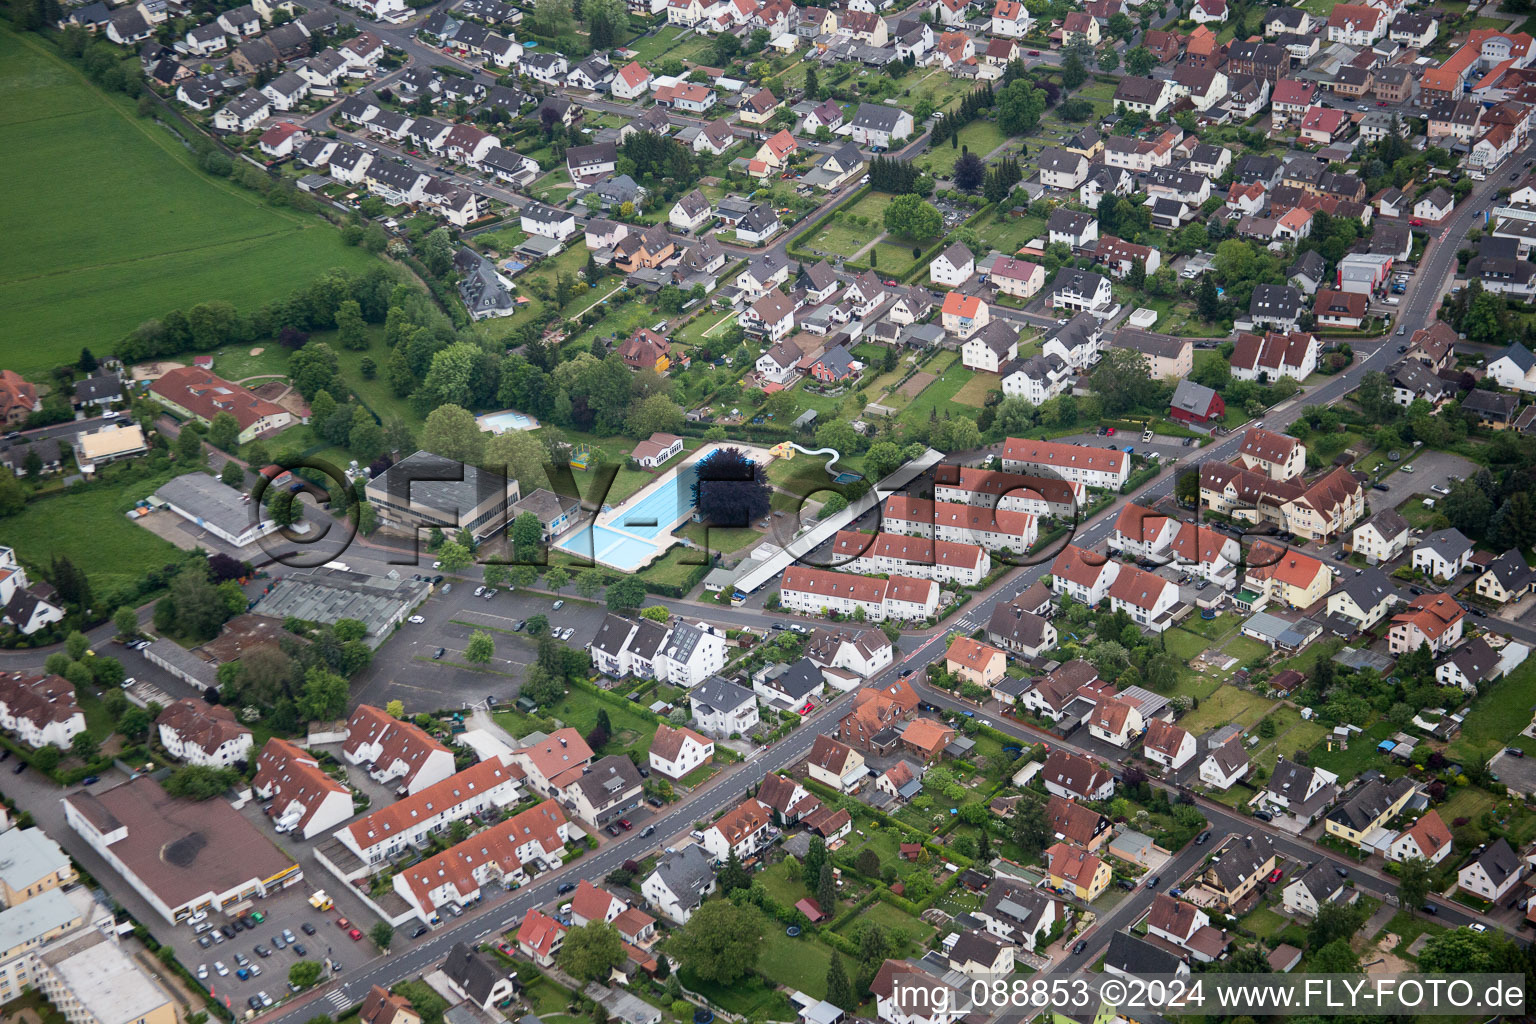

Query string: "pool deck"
[556, 442, 777, 572]
[476, 409, 540, 434]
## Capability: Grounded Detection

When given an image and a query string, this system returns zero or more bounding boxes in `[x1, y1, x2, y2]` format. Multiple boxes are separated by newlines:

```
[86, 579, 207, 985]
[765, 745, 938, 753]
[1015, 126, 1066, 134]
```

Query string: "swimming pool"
[552, 447, 741, 571]
[477, 410, 539, 434]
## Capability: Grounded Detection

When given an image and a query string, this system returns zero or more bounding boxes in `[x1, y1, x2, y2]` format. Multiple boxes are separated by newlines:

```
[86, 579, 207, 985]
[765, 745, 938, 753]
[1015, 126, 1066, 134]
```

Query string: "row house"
[779, 567, 939, 622]
[1049, 545, 1120, 606]
[1001, 436, 1129, 489]
[1199, 463, 1364, 542]
[881, 495, 1038, 553]
[933, 464, 1087, 519]
[1000, 353, 1072, 406]
[335, 757, 524, 866]
[342, 704, 457, 795]
[1230, 331, 1319, 383]
[251, 738, 354, 839]
[830, 531, 992, 587]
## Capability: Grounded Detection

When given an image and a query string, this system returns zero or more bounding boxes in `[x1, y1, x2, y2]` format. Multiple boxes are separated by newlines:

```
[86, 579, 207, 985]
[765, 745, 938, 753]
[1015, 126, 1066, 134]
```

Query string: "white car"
[259, 993, 274, 1008]
[215, 962, 229, 976]
[474, 586, 485, 597]
[198, 965, 209, 980]
[433, 560, 443, 569]
[189, 910, 208, 924]
[1469, 922, 1488, 932]
[122, 677, 136, 687]
[552, 600, 564, 610]
[1431, 484, 1451, 495]
[407, 615, 425, 624]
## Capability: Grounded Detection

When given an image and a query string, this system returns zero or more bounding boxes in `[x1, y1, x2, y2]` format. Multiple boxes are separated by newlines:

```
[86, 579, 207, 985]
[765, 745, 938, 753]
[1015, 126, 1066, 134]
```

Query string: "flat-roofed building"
[364, 451, 522, 542]
[62, 776, 301, 925]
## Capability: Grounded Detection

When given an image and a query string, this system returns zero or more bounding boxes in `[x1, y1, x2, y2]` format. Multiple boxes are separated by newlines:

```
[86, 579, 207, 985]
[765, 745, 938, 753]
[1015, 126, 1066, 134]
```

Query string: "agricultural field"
[0, 28, 375, 379]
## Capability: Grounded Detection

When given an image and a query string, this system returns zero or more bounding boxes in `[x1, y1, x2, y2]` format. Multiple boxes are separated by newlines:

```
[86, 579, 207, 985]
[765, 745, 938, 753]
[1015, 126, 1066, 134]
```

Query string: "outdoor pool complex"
[554, 445, 767, 571]
[477, 409, 539, 434]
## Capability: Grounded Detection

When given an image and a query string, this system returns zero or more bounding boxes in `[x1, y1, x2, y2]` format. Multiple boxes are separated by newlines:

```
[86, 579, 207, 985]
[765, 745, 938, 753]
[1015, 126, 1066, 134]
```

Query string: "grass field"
[3, 464, 189, 597]
[920, 120, 1009, 177]
[979, 212, 1047, 257]
[0, 28, 376, 380]
[802, 191, 896, 259]
[1177, 685, 1275, 734]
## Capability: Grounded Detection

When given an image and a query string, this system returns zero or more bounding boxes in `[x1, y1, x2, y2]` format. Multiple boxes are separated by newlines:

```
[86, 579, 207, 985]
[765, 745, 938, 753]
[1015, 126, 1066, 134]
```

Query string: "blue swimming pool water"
[555, 525, 660, 571]
[609, 463, 697, 538]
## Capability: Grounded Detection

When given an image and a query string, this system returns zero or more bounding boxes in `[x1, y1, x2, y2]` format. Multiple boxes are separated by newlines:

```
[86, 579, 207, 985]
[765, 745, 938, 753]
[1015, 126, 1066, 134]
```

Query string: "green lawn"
[978, 212, 1047, 257]
[801, 191, 897, 259]
[1450, 653, 1536, 762]
[1308, 720, 1396, 778]
[1177, 685, 1275, 734]
[919, 120, 1009, 177]
[3, 462, 191, 601]
[899, 357, 975, 428]
[757, 929, 837, 999]
[623, 25, 689, 63]
[0, 27, 376, 380]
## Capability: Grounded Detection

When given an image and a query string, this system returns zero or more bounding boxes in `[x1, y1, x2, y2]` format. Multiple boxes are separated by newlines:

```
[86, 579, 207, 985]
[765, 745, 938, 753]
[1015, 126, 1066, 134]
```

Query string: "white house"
[1199, 739, 1250, 790]
[1488, 342, 1536, 393]
[642, 845, 716, 922]
[1387, 810, 1452, 865]
[521, 202, 579, 241]
[930, 243, 974, 287]
[0, 674, 85, 750]
[1458, 838, 1523, 902]
[648, 723, 714, 779]
[701, 797, 772, 861]
[1412, 529, 1474, 582]
[656, 620, 728, 688]
[1351, 509, 1410, 565]
[689, 676, 760, 738]
[251, 738, 355, 839]
[1142, 720, 1197, 771]
[342, 704, 457, 795]
[155, 699, 252, 767]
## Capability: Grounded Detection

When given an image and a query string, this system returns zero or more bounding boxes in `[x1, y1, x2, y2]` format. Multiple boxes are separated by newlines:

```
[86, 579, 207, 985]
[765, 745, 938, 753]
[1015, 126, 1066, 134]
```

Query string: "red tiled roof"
[149, 367, 288, 432]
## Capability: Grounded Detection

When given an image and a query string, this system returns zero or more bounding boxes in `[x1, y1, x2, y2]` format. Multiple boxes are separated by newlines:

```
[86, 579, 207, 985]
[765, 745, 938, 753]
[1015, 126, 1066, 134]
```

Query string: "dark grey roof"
[628, 618, 670, 662]
[512, 487, 580, 525]
[443, 942, 503, 1005]
[1473, 837, 1520, 886]
[691, 676, 755, 714]
[568, 754, 642, 808]
[1104, 931, 1185, 977]
[851, 102, 905, 132]
[72, 373, 122, 404]
[1325, 776, 1415, 832]
[1461, 389, 1519, 420]
[1288, 250, 1325, 282]
[592, 614, 639, 659]
[1445, 636, 1499, 682]
[366, 450, 511, 517]
[1208, 832, 1275, 892]
[1250, 282, 1304, 318]
[1048, 313, 1100, 352]
[1332, 567, 1398, 613]
[1291, 861, 1344, 903]
[1484, 549, 1535, 592]
[763, 658, 823, 700]
[1171, 379, 1221, 415]
[1037, 147, 1086, 173]
[1418, 528, 1472, 562]
[663, 622, 713, 666]
[649, 844, 715, 905]
[738, 203, 780, 235]
[1497, 341, 1536, 374]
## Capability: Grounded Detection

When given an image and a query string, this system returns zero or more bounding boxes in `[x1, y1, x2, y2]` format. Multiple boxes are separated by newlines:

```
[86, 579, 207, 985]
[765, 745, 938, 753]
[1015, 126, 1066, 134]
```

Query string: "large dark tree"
[952, 151, 985, 191]
[693, 447, 771, 527]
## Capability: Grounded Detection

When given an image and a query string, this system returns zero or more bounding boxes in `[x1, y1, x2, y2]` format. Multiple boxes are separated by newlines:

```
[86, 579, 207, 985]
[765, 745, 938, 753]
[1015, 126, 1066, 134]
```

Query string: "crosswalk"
[322, 987, 351, 1012]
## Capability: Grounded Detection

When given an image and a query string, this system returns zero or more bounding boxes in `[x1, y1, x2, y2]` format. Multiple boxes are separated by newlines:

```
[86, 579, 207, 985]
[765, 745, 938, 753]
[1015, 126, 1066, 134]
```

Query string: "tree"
[208, 412, 242, 452]
[1097, 48, 1119, 71]
[370, 922, 394, 950]
[66, 630, 90, 661]
[268, 490, 301, 530]
[71, 732, 99, 761]
[1417, 927, 1505, 973]
[883, 194, 942, 240]
[511, 512, 545, 562]
[1061, 50, 1088, 88]
[669, 900, 764, 984]
[117, 706, 150, 740]
[220, 460, 245, 488]
[387, 699, 406, 718]
[694, 447, 771, 527]
[465, 630, 495, 663]
[176, 427, 204, 465]
[718, 851, 751, 892]
[1089, 346, 1159, 416]
[162, 765, 241, 799]
[1308, 901, 1364, 951]
[1310, 938, 1360, 974]
[526, 613, 549, 636]
[289, 962, 323, 989]
[0, 475, 24, 518]
[114, 606, 140, 639]
[1011, 800, 1049, 858]
[576, 569, 605, 599]
[804, 64, 819, 100]
[1397, 856, 1431, 915]
[607, 577, 646, 611]
[336, 299, 369, 350]
[545, 567, 570, 594]
[349, 408, 386, 463]
[1124, 45, 1155, 76]
[436, 541, 474, 573]
[826, 957, 855, 1011]
[952, 152, 985, 191]
[996, 79, 1045, 135]
[817, 861, 836, 911]
[79, 348, 98, 373]
[288, 342, 341, 401]
[559, 922, 626, 982]
[803, 836, 827, 888]
[296, 666, 349, 720]
[421, 404, 487, 464]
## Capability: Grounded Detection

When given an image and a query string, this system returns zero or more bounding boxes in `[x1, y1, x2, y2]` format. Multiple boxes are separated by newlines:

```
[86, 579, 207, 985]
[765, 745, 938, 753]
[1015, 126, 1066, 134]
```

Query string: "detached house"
[1412, 529, 1474, 582]
[1142, 719, 1196, 771]
[1389, 593, 1464, 656]
[1458, 838, 1523, 902]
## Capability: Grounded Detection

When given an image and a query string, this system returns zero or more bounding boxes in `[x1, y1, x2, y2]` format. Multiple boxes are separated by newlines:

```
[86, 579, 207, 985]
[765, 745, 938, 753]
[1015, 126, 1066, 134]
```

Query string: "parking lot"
[350, 585, 612, 712]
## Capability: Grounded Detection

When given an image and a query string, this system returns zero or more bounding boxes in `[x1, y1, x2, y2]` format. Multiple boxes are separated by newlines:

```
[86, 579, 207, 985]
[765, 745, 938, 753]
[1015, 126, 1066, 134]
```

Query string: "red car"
[1028, 49, 1040, 55]
[1266, 868, 1283, 883]
[337, 917, 351, 930]
[1106, 426, 1115, 436]
[348, 928, 363, 941]
[497, 942, 514, 956]
[618, 819, 633, 831]
[1410, 218, 1424, 226]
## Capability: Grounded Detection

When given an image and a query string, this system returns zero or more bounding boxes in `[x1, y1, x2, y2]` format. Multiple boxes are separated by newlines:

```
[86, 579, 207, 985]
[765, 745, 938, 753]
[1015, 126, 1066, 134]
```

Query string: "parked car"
[301, 922, 316, 936]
